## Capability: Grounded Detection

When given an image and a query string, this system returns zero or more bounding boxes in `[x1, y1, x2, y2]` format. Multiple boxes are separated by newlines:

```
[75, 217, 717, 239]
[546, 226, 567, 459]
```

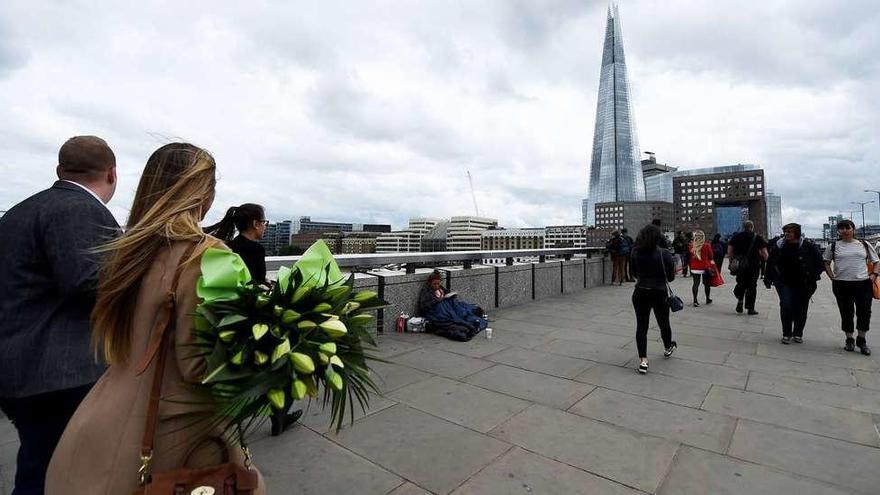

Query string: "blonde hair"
[92, 143, 217, 364]
[691, 230, 706, 260]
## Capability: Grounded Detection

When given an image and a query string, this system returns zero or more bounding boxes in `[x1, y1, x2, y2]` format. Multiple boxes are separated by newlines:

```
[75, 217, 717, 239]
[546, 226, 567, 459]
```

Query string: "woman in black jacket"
[631, 224, 678, 374]
[763, 223, 824, 344]
[205, 204, 303, 435]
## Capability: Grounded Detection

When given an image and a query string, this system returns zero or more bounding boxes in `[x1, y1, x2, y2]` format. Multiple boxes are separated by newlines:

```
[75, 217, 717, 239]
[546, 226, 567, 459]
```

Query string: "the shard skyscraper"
[584, 4, 644, 226]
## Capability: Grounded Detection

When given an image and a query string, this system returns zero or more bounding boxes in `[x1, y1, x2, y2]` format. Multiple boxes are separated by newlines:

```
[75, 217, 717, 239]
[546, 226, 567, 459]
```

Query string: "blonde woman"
[46, 143, 264, 494]
[688, 230, 717, 306]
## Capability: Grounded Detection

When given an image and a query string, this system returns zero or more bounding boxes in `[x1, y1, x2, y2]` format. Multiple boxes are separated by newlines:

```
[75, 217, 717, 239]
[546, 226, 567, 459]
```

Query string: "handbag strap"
[658, 250, 674, 296]
[138, 242, 199, 486]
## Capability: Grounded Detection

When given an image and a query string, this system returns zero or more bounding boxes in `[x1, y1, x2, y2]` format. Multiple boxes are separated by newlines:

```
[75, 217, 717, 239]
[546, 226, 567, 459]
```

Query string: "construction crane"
[466, 170, 480, 216]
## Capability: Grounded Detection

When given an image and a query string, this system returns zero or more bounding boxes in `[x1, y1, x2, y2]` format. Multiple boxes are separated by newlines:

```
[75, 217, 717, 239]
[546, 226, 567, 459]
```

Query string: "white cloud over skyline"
[1, 0, 878, 235]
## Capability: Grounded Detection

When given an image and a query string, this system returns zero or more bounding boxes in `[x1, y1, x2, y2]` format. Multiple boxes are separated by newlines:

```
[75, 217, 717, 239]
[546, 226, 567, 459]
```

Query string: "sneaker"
[664, 342, 677, 358]
[637, 361, 649, 374]
[747, 309, 759, 315]
[792, 336, 803, 344]
[845, 338, 855, 352]
[693, 301, 700, 307]
[781, 336, 791, 344]
[271, 409, 303, 436]
[735, 301, 744, 313]
[857, 337, 872, 356]
[706, 298, 713, 305]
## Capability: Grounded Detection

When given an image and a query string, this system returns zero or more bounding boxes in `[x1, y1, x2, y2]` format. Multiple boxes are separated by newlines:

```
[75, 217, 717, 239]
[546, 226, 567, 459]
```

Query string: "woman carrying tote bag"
[630, 224, 678, 374]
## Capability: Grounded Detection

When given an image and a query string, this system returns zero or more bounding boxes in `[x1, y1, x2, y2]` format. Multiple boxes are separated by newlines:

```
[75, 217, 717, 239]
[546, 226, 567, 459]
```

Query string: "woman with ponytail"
[205, 203, 269, 284]
[46, 143, 265, 494]
[688, 229, 716, 307]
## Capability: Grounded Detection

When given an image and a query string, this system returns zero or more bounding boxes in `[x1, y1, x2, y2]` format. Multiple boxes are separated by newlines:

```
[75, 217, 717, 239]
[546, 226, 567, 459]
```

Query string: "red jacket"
[688, 243, 716, 271]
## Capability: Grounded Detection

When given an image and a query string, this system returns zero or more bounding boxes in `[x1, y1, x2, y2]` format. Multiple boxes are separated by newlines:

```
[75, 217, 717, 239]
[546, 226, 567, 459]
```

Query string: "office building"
[420, 221, 450, 252]
[376, 218, 442, 253]
[293, 216, 391, 235]
[673, 165, 767, 237]
[595, 201, 673, 235]
[481, 228, 545, 250]
[447, 216, 498, 251]
[766, 191, 783, 238]
[545, 225, 588, 249]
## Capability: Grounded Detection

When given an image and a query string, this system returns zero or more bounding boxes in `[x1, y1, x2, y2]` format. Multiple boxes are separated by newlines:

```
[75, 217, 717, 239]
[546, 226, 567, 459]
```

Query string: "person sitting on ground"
[417, 271, 487, 342]
[205, 203, 303, 436]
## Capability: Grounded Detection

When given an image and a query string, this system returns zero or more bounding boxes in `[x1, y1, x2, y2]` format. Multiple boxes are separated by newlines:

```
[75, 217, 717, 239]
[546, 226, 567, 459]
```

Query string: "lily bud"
[291, 286, 311, 304]
[290, 379, 307, 400]
[318, 342, 337, 355]
[271, 338, 291, 363]
[325, 367, 343, 391]
[251, 323, 269, 341]
[281, 309, 301, 324]
[218, 330, 236, 343]
[297, 320, 317, 331]
[255, 295, 270, 308]
[254, 350, 269, 366]
[348, 314, 373, 326]
[329, 355, 344, 368]
[352, 290, 378, 303]
[319, 319, 348, 339]
[267, 388, 285, 410]
[290, 352, 315, 374]
[312, 302, 332, 313]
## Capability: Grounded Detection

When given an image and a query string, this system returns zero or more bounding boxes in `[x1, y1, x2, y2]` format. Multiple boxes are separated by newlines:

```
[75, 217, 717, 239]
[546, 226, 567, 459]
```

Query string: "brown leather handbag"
[133, 243, 259, 495]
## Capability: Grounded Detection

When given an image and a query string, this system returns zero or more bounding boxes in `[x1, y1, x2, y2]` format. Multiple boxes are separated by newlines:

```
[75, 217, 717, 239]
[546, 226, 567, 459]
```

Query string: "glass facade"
[715, 206, 748, 238]
[645, 172, 673, 202]
[766, 192, 782, 238]
[586, 5, 645, 225]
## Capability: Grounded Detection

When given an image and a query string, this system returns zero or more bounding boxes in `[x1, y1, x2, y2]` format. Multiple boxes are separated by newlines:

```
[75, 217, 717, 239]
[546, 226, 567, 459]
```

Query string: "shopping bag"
[709, 269, 724, 287]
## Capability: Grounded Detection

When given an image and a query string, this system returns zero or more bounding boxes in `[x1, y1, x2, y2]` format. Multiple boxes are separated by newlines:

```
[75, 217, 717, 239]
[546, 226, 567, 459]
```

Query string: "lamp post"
[866, 189, 880, 228]
[851, 200, 874, 238]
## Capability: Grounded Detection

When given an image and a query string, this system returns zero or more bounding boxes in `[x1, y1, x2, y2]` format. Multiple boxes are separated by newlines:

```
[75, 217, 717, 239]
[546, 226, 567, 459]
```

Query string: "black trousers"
[775, 282, 815, 338]
[831, 279, 873, 333]
[632, 287, 673, 358]
[733, 268, 760, 310]
[0, 384, 92, 495]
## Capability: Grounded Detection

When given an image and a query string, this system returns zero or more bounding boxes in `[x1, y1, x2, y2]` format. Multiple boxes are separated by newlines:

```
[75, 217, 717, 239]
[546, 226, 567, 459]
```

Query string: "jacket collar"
[51, 180, 113, 216]
[776, 236, 804, 249]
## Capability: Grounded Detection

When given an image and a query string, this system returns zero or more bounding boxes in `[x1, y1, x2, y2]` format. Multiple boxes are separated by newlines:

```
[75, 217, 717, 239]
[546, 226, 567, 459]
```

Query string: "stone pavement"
[3, 276, 880, 494]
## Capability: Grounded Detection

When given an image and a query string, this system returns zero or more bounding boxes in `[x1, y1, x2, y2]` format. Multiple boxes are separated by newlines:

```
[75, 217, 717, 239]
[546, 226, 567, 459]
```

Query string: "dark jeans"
[775, 282, 815, 338]
[0, 384, 92, 495]
[734, 268, 760, 310]
[691, 272, 711, 302]
[831, 279, 873, 333]
[632, 287, 673, 358]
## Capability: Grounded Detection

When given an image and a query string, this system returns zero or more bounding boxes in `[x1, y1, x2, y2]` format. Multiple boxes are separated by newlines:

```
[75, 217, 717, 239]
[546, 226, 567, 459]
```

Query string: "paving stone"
[574, 363, 712, 408]
[535, 339, 632, 366]
[757, 343, 880, 371]
[622, 340, 732, 365]
[451, 447, 640, 495]
[490, 318, 558, 335]
[256, 425, 402, 495]
[0, 435, 16, 495]
[747, 372, 880, 415]
[854, 369, 880, 390]
[658, 445, 855, 495]
[544, 327, 633, 347]
[484, 346, 595, 378]
[0, 417, 16, 447]
[702, 386, 880, 447]
[368, 360, 434, 394]
[391, 349, 494, 380]
[725, 352, 856, 385]
[389, 376, 530, 433]
[388, 482, 432, 494]
[644, 356, 748, 389]
[728, 419, 880, 494]
[490, 404, 679, 493]
[425, 337, 511, 358]
[334, 404, 510, 495]
[299, 394, 398, 435]
[479, 328, 554, 350]
[372, 335, 431, 358]
[672, 321, 746, 340]
[465, 364, 595, 409]
[674, 333, 758, 354]
[569, 388, 736, 452]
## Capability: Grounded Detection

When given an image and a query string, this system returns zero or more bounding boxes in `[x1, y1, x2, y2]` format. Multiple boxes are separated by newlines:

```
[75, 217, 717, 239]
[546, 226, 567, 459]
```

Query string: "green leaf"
[218, 314, 248, 327]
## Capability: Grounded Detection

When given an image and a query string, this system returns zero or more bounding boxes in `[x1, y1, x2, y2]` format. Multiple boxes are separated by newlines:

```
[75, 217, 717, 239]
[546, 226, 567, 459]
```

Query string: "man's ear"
[56, 165, 63, 180]
[107, 166, 117, 185]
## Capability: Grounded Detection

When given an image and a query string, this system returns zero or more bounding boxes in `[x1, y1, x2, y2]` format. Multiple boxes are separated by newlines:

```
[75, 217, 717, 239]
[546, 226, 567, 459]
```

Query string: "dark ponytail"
[205, 203, 265, 242]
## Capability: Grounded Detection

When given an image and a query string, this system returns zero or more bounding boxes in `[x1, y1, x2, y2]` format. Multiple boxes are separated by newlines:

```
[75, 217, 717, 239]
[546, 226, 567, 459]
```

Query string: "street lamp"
[851, 200, 875, 238]
[866, 189, 880, 227]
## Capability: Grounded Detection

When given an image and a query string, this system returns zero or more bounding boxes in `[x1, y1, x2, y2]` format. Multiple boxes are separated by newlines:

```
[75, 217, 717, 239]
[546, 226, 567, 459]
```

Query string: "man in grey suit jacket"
[0, 136, 119, 495]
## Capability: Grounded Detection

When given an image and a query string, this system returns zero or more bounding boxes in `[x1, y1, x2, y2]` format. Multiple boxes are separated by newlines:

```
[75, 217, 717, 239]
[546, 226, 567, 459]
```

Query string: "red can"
[396, 314, 406, 333]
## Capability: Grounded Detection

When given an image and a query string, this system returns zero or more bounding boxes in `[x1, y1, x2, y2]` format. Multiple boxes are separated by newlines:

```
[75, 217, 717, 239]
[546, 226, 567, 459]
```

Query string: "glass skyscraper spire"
[584, 5, 645, 225]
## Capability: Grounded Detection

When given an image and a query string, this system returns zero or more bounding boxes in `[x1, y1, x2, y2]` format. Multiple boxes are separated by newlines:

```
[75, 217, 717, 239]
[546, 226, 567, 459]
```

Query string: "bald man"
[0, 136, 120, 495]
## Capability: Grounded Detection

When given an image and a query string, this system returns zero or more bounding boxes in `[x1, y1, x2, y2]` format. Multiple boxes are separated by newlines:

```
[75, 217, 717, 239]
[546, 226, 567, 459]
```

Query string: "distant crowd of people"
[611, 219, 880, 374]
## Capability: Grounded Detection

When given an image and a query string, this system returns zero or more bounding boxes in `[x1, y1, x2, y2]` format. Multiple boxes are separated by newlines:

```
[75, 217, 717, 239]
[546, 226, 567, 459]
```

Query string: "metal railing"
[266, 247, 605, 273]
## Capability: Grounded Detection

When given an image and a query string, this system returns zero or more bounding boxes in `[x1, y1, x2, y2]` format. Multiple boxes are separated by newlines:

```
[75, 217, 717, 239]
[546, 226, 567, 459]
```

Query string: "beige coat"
[46, 239, 265, 494]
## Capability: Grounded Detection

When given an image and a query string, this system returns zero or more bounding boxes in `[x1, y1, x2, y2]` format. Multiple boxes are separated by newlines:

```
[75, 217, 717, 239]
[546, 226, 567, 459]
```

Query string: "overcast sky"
[1, 0, 878, 235]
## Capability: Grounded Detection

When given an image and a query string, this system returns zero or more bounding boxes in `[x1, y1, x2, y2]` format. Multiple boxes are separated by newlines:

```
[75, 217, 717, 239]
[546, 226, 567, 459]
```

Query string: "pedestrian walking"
[672, 231, 689, 277]
[205, 204, 303, 436]
[0, 136, 119, 495]
[764, 223, 824, 344]
[606, 230, 627, 285]
[688, 230, 717, 306]
[727, 221, 769, 315]
[711, 233, 726, 272]
[630, 224, 678, 374]
[823, 219, 880, 355]
[621, 228, 635, 282]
